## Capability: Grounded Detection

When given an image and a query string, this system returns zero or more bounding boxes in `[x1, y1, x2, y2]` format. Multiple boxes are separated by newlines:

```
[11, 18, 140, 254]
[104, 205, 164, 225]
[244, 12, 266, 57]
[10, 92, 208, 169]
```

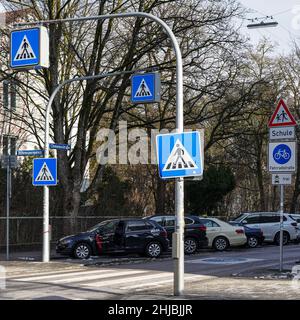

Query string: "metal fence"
[0, 215, 132, 251]
[0, 214, 229, 251]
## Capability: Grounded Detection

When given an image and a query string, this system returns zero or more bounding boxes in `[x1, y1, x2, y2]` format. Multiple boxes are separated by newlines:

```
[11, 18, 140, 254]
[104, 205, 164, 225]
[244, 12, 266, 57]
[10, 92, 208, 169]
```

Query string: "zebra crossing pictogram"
[13, 35, 36, 61]
[163, 139, 198, 171]
[35, 162, 54, 181]
[134, 79, 152, 97]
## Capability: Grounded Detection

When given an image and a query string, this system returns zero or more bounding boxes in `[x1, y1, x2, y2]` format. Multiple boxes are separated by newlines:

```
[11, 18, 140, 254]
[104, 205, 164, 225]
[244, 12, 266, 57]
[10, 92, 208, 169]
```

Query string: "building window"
[2, 80, 16, 111]
[2, 136, 17, 155]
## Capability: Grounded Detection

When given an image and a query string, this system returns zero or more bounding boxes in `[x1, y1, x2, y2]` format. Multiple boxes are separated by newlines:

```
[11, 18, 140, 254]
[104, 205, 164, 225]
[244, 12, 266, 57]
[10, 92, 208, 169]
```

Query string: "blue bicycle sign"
[273, 144, 291, 164]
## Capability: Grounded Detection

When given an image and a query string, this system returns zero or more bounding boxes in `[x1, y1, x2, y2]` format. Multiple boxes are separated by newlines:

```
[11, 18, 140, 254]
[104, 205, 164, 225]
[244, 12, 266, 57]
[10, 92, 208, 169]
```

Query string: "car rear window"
[260, 215, 287, 223]
[201, 219, 220, 227]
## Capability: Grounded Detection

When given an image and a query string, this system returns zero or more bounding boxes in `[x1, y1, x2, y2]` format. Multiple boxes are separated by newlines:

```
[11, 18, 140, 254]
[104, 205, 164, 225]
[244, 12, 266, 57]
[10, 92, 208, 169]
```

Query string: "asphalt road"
[1, 244, 300, 300]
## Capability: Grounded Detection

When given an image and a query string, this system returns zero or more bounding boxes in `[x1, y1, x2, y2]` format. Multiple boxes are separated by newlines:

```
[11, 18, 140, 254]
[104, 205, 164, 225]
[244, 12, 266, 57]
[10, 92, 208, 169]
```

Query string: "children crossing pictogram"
[268, 98, 297, 127]
[13, 35, 36, 61]
[134, 79, 152, 97]
[163, 139, 198, 171]
[36, 162, 54, 181]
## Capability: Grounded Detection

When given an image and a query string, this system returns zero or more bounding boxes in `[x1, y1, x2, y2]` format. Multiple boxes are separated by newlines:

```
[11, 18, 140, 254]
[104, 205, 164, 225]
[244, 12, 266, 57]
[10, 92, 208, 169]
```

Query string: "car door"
[259, 214, 280, 241]
[202, 219, 221, 246]
[97, 220, 120, 253]
[124, 220, 152, 252]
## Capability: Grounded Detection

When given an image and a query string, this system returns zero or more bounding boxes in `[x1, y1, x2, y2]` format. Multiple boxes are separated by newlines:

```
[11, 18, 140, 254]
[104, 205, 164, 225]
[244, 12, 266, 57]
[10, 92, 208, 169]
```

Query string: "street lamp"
[247, 21, 278, 29]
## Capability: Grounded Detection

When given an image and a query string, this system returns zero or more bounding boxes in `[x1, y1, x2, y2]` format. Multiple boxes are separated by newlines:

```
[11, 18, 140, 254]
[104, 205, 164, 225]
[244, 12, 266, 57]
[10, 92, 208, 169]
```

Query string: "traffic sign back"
[268, 98, 297, 127]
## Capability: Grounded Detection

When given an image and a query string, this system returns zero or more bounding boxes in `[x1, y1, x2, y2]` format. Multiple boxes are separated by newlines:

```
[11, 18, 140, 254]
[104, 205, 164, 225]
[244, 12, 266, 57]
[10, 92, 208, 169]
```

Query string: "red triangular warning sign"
[268, 98, 297, 127]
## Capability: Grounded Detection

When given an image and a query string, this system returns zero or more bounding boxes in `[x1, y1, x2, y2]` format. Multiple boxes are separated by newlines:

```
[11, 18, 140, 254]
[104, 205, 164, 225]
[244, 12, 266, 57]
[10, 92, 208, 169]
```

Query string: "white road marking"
[10, 268, 117, 282]
[50, 270, 148, 284]
[84, 271, 171, 288]
[7, 268, 91, 279]
[120, 274, 214, 290]
[187, 257, 264, 265]
[8, 266, 216, 292]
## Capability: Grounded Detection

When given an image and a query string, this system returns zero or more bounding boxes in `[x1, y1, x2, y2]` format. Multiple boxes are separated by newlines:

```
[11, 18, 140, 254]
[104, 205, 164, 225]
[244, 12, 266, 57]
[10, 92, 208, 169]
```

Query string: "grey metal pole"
[17, 13, 185, 295]
[6, 158, 10, 261]
[174, 177, 184, 294]
[42, 69, 141, 263]
[279, 184, 284, 272]
[42, 185, 50, 262]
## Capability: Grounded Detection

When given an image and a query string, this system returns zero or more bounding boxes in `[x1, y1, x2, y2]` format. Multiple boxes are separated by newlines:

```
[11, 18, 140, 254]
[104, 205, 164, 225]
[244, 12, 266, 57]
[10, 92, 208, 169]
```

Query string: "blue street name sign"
[33, 158, 57, 186]
[17, 150, 44, 156]
[156, 131, 203, 179]
[10, 26, 49, 69]
[49, 143, 71, 150]
[131, 73, 160, 103]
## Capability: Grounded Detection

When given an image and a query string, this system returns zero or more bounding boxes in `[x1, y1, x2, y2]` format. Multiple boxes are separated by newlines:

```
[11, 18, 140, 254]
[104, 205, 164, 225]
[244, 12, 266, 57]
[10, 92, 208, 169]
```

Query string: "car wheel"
[274, 232, 290, 246]
[213, 236, 229, 251]
[184, 238, 198, 254]
[247, 236, 259, 248]
[145, 241, 162, 258]
[73, 243, 92, 259]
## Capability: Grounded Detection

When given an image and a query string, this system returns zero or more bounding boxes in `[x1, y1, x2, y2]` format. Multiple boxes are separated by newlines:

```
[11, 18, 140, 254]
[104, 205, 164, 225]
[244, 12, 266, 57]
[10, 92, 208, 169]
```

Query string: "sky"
[239, 0, 300, 54]
[0, 0, 299, 55]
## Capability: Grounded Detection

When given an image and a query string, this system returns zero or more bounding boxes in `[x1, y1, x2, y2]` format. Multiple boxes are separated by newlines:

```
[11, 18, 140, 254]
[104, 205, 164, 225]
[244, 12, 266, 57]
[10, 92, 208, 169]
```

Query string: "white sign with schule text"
[269, 126, 295, 140]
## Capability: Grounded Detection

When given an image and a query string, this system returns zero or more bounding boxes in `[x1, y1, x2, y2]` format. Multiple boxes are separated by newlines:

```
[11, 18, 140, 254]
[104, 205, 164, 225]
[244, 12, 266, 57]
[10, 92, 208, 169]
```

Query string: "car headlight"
[60, 239, 73, 245]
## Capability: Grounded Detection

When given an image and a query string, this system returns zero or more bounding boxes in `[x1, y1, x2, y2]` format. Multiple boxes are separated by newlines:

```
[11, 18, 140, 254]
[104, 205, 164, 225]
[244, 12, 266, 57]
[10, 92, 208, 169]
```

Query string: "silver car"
[230, 212, 299, 245]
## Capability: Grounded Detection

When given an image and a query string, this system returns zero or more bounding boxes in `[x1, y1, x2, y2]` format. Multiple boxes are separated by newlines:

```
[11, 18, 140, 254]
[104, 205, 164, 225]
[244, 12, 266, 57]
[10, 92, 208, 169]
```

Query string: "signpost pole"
[14, 13, 185, 295]
[42, 185, 50, 262]
[6, 157, 10, 261]
[279, 184, 284, 272]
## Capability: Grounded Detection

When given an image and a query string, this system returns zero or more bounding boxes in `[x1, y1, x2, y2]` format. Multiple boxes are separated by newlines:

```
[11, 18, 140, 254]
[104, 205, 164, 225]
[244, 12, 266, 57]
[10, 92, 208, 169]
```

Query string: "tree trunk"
[155, 178, 166, 214]
[62, 185, 81, 234]
[256, 137, 266, 211]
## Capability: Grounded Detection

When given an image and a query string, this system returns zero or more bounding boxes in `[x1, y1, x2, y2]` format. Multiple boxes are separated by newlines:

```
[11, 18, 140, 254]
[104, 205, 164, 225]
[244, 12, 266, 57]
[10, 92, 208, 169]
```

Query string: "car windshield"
[290, 215, 300, 222]
[87, 220, 117, 232]
[231, 213, 247, 222]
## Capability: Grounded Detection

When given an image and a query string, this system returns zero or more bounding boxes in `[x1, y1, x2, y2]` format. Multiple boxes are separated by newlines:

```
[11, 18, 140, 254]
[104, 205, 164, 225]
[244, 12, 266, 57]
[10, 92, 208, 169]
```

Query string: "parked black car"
[145, 215, 208, 254]
[229, 222, 264, 248]
[56, 218, 169, 259]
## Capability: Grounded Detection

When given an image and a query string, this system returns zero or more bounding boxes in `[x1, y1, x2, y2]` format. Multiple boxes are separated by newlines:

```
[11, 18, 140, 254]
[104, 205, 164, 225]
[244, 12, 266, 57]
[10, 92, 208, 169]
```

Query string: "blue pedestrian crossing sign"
[33, 158, 57, 186]
[156, 131, 203, 179]
[10, 27, 49, 69]
[131, 73, 160, 103]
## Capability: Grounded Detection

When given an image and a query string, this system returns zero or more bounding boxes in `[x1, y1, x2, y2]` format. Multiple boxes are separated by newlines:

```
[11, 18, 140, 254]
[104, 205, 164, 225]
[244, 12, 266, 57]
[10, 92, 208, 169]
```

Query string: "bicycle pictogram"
[273, 144, 292, 165]
[274, 148, 291, 161]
